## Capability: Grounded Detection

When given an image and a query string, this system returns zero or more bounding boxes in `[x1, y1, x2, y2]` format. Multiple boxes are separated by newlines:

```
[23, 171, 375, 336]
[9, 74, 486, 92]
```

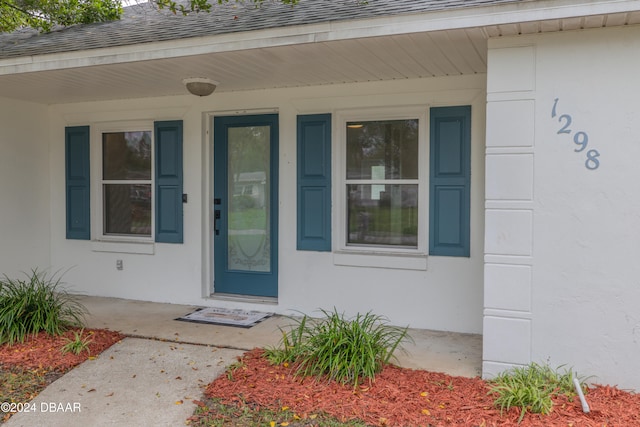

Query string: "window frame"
[91, 121, 155, 243]
[335, 107, 429, 256]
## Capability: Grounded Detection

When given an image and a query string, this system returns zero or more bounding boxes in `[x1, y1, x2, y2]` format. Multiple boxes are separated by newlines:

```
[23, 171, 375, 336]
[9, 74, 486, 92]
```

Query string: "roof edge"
[2, 0, 640, 75]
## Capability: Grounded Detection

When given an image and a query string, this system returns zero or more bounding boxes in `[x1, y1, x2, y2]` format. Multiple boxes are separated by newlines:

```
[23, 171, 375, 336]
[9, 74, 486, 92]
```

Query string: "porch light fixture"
[183, 78, 218, 96]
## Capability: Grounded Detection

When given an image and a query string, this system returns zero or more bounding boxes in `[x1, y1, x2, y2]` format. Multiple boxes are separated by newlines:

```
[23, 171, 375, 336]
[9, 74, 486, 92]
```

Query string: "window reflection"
[347, 184, 418, 247]
[103, 132, 152, 180]
[346, 120, 418, 180]
[346, 119, 420, 248]
[104, 184, 152, 236]
[102, 131, 152, 237]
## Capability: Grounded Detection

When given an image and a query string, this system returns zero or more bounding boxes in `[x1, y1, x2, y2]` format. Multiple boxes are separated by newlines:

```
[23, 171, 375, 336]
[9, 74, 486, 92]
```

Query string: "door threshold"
[209, 293, 278, 305]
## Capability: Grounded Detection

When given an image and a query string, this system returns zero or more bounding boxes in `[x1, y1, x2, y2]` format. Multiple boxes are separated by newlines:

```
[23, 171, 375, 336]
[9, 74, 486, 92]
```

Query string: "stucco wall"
[0, 97, 51, 277]
[48, 74, 486, 333]
[484, 25, 640, 390]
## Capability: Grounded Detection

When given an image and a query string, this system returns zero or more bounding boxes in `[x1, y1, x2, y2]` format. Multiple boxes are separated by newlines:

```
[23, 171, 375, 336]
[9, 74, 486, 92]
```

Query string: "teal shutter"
[297, 114, 331, 251]
[429, 106, 471, 257]
[155, 120, 183, 243]
[65, 126, 91, 240]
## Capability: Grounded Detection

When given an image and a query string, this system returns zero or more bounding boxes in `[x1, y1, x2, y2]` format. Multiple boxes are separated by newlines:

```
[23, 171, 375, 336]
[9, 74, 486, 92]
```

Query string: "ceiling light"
[182, 78, 219, 96]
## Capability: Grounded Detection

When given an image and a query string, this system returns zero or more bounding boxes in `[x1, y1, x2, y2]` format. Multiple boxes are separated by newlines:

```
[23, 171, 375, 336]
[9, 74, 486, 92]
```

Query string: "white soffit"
[0, 29, 489, 104]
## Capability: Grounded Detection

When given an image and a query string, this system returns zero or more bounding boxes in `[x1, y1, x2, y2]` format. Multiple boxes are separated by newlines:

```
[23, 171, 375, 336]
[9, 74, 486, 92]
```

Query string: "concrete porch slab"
[78, 295, 482, 378]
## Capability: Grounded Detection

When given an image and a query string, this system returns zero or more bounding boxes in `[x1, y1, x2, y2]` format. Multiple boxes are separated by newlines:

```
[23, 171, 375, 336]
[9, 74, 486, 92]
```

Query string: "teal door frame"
[213, 114, 279, 297]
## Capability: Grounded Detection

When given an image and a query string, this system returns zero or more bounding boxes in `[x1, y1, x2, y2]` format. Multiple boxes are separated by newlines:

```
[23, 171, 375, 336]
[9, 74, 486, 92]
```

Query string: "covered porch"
[4, 0, 640, 390]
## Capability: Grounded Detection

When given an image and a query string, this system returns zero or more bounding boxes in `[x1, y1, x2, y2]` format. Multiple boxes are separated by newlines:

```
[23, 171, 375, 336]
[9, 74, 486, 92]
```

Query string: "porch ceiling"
[1, 12, 639, 105]
[0, 28, 489, 105]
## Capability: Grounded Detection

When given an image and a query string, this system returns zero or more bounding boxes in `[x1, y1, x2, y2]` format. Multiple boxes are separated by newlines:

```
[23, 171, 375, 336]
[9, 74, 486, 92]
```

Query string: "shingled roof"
[0, 0, 525, 59]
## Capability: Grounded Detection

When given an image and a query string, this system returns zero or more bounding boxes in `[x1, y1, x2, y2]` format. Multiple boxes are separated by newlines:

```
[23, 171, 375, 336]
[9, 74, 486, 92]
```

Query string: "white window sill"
[333, 250, 427, 271]
[91, 240, 155, 255]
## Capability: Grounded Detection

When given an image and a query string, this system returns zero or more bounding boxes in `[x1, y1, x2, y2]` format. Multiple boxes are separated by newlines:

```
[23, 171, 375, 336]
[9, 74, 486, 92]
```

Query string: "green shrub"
[0, 269, 87, 345]
[265, 308, 410, 388]
[488, 363, 584, 423]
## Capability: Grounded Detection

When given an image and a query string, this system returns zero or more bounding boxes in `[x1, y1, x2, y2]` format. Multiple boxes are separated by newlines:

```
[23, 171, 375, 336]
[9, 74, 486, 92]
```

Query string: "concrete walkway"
[4, 296, 482, 427]
[4, 339, 242, 427]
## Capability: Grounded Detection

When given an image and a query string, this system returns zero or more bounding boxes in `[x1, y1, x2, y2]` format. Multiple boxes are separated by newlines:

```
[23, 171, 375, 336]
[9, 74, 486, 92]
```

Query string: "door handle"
[214, 210, 221, 236]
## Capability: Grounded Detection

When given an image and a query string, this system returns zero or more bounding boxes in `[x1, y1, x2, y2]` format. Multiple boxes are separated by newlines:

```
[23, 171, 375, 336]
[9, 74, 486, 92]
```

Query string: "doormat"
[175, 307, 273, 328]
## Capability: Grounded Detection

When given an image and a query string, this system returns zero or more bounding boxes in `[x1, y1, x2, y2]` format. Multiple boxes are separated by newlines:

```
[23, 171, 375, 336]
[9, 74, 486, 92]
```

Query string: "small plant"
[488, 362, 584, 423]
[265, 308, 410, 388]
[225, 357, 246, 381]
[61, 329, 93, 355]
[0, 269, 87, 345]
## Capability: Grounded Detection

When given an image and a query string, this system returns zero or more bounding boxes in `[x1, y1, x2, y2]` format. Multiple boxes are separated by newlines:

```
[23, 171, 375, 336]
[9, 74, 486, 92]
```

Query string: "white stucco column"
[481, 25, 640, 391]
[482, 45, 536, 377]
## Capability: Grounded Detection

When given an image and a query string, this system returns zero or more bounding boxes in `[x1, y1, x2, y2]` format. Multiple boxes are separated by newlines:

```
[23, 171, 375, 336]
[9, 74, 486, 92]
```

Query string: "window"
[301, 106, 469, 266]
[337, 108, 427, 255]
[346, 120, 419, 248]
[101, 130, 153, 238]
[65, 121, 183, 245]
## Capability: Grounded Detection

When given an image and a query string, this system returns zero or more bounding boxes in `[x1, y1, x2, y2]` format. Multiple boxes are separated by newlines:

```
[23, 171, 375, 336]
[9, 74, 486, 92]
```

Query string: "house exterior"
[2, 0, 640, 390]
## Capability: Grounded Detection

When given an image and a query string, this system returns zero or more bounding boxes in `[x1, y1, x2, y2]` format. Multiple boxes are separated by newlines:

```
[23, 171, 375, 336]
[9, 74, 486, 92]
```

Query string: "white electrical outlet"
[116, 260, 123, 270]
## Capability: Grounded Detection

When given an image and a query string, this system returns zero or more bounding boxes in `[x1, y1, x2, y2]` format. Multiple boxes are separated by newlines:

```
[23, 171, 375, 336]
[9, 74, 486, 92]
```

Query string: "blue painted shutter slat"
[155, 120, 183, 243]
[429, 106, 471, 257]
[65, 126, 91, 240]
[297, 114, 331, 251]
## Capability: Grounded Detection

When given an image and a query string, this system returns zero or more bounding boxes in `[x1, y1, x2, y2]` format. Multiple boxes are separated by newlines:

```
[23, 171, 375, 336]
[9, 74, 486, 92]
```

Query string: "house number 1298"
[551, 98, 601, 170]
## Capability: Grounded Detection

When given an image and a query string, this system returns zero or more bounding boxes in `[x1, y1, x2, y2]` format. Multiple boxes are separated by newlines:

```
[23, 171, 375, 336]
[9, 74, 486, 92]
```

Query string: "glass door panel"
[227, 126, 271, 272]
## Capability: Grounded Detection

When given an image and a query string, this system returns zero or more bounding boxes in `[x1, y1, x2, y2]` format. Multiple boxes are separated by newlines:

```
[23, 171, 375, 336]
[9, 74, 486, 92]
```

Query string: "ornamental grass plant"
[265, 308, 411, 388]
[0, 269, 87, 345]
[488, 362, 585, 423]
[61, 328, 93, 355]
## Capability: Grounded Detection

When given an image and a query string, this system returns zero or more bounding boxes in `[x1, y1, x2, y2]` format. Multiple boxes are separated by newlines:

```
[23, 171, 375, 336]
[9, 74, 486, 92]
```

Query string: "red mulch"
[0, 328, 125, 372]
[205, 349, 640, 427]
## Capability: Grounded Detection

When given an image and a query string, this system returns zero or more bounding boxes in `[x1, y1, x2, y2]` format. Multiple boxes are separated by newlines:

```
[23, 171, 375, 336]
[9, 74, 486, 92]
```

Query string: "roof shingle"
[0, 0, 525, 59]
